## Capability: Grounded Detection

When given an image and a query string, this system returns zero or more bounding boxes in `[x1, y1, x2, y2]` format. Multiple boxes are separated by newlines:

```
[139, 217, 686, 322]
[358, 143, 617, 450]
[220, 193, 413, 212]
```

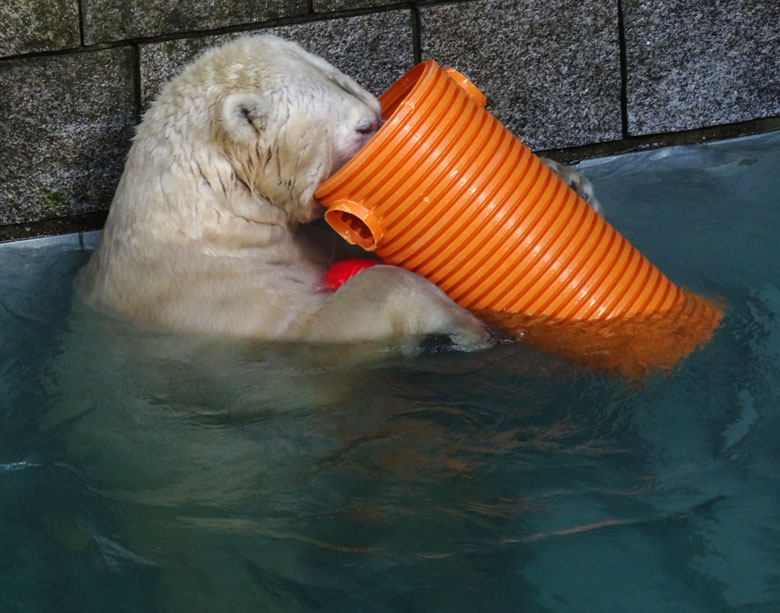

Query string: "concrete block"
[419, 0, 622, 151]
[313, 0, 396, 11]
[81, 0, 309, 45]
[0, 0, 80, 56]
[0, 48, 137, 225]
[140, 10, 415, 105]
[624, 0, 780, 135]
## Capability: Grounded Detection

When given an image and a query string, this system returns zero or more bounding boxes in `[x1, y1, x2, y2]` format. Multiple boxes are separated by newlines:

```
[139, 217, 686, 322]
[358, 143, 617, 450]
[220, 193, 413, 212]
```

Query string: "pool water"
[1, 131, 778, 612]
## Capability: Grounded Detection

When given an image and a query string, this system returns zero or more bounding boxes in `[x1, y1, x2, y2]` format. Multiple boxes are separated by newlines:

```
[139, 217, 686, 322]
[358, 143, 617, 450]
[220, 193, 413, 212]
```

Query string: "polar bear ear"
[220, 93, 269, 144]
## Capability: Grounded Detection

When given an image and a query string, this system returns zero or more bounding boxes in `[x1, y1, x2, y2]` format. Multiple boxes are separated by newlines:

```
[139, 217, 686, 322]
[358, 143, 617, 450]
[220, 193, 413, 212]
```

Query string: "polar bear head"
[130, 35, 382, 236]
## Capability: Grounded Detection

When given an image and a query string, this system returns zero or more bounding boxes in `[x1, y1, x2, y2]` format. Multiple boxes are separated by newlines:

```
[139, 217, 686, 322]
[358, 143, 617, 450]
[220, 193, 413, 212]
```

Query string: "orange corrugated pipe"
[315, 60, 683, 322]
[316, 59, 724, 376]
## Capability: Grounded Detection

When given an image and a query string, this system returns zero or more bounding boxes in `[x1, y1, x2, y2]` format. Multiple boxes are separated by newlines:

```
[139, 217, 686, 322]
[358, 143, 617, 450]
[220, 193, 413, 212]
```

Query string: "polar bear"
[77, 35, 599, 351]
[77, 35, 490, 350]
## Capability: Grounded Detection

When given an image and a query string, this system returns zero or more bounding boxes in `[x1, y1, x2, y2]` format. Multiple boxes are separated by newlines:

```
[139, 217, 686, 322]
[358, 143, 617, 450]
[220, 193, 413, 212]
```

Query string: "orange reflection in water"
[476, 290, 724, 379]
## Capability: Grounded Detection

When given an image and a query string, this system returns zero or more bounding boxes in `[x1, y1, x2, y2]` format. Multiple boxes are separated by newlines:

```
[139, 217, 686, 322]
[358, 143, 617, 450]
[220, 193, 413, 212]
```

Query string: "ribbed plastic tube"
[315, 60, 683, 321]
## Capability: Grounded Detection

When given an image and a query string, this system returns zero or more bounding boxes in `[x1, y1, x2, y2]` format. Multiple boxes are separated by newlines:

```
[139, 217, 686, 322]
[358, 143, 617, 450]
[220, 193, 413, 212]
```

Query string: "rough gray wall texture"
[419, 0, 622, 150]
[313, 0, 395, 11]
[624, 0, 780, 135]
[0, 0, 80, 56]
[1, 0, 778, 231]
[0, 48, 136, 226]
[81, 0, 309, 44]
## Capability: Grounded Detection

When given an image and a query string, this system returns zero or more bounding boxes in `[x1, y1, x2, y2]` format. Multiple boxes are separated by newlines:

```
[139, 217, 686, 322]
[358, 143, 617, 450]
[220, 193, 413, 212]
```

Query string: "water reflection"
[34, 305, 631, 610]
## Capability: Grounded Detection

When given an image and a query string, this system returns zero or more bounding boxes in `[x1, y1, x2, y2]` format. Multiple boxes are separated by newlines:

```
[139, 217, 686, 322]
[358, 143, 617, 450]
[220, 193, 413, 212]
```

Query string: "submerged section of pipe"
[476, 290, 723, 379]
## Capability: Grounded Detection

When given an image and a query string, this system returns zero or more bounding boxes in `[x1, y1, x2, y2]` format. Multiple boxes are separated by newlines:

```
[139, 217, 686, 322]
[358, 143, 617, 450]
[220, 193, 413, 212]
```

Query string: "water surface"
[1, 131, 778, 611]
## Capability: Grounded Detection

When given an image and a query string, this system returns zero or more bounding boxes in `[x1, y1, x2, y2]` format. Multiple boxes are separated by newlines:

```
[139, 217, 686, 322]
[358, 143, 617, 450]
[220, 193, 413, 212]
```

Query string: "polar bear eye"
[355, 119, 376, 135]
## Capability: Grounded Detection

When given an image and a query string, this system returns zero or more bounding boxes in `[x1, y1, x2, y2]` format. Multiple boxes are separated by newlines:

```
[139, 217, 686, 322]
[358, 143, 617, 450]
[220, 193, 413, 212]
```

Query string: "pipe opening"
[325, 209, 378, 251]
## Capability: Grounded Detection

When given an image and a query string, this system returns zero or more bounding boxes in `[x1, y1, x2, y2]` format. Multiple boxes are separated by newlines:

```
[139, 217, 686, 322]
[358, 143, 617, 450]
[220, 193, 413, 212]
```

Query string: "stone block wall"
[1, 0, 779, 239]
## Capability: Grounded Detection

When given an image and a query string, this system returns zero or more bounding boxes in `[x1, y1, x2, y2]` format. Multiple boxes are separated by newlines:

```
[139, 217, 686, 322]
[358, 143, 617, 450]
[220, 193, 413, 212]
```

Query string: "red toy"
[323, 258, 381, 291]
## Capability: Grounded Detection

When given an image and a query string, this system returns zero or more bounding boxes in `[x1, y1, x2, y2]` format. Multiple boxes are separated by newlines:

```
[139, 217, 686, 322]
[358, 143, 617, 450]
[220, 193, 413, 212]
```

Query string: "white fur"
[540, 157, 602, 214]
[77, 35, 489, 351]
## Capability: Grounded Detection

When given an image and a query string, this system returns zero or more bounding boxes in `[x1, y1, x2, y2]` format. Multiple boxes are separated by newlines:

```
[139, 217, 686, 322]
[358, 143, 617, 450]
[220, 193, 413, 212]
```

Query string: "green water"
[1, 131, 778, 611]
